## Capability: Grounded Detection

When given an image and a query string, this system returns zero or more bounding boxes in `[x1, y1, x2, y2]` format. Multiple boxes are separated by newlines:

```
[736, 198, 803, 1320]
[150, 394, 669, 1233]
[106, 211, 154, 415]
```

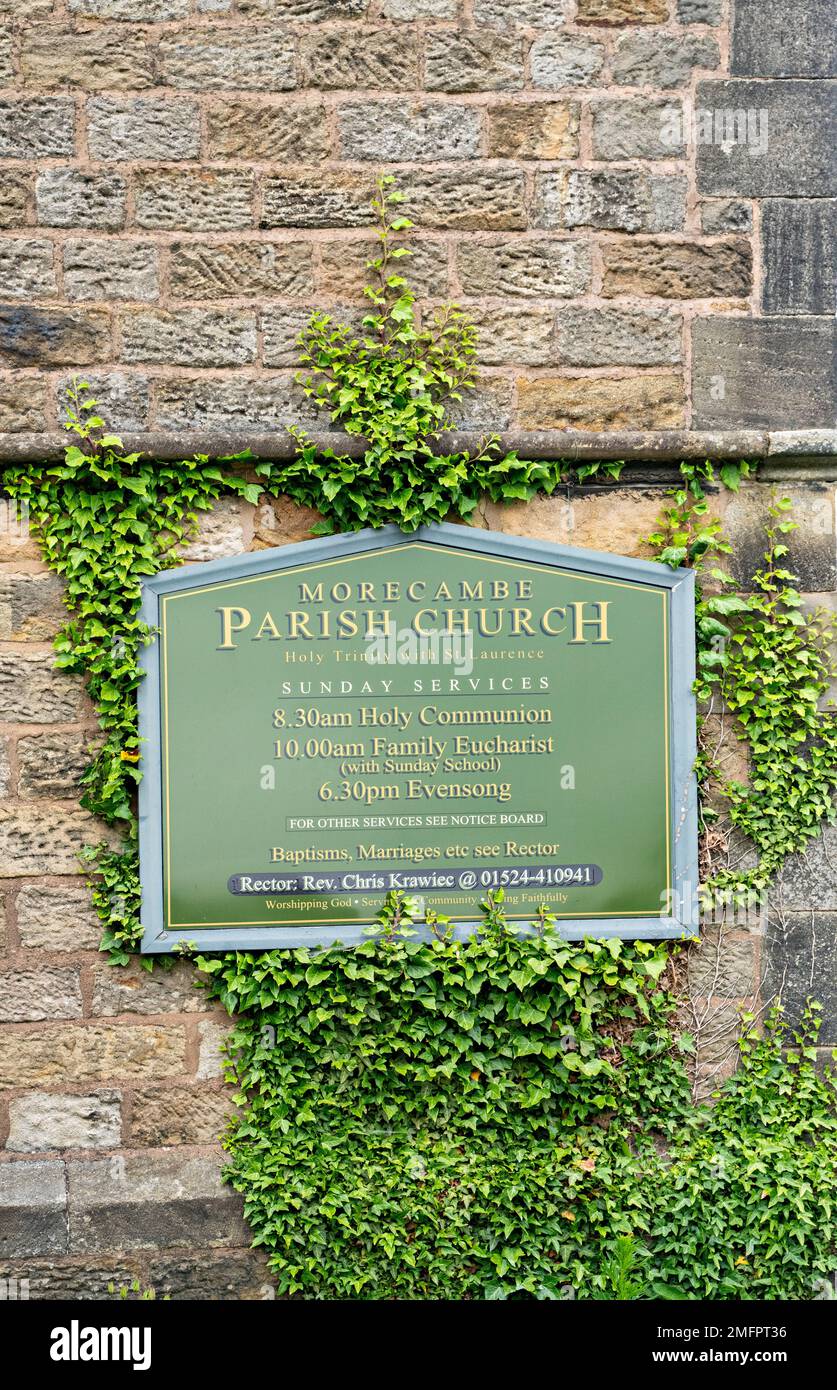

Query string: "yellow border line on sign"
[161, 546, 672, 929]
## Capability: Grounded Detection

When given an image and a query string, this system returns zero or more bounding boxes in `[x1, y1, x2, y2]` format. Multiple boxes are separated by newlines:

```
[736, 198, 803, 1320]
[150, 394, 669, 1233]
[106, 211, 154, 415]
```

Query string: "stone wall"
[0, 0, 834, 447]
[0, 475, 835, 1297]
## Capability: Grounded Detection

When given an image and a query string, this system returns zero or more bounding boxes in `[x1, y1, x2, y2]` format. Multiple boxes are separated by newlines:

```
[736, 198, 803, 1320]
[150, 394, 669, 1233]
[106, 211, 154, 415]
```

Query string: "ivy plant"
[3, 176, 837, 1302]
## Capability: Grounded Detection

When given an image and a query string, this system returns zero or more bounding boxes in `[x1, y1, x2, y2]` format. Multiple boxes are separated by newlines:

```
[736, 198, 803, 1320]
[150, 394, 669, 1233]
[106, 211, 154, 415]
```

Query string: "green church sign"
[138, 523, 698, 952]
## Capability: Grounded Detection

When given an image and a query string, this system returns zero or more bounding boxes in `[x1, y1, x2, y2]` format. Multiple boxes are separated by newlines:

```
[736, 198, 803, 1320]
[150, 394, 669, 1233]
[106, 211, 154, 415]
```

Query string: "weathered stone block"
[0, 306, 111, 368]
[467, 306, 555, 366]
[516, 373, 685, 430]
[0, 1257, 137, 1301]
[592, 98, 684, 159]
[338, 102, 482, 160]
[777, 824, 837, 913]
[0, 376, 47, 433]
[261, 172, 373, 229]
[178, 495, 253, 560]
[69, 0, 190, 15]
[20, 25, 154, 89]
[206, 101, 329, 161]
[486, 487, 665, 557]
[63, 240, 159, 303]
[237, 0, 364, 13]
[405, 170, 525, 230]
[0, 26, 9, 84]
[486, 102, 578, 159]
[16, 882, 101, 951]
[0, 1161, 67, 1257]
[576, 0, 667, 21]
[732, 0, 837, 78]
[253, 494, 322, 549]
[130, 1087, 233, 1146]
[142, 1250, 269, 1302]
[456, 238, 591, 299]
[153, 375, 318, 431]
[197, 1018, 230, 1080]
[0, 1025, 187, 1089]
[0, 651, 84, 723]
[474, 0, 570, 22]
[0, 968, 83, 1023]
[0, 737, 8, 798]
[262, 306, 362, 367]
[17, 731, 92, 797]
[554, 307, 681, 367]
[170, 240, 313, 300]
[425, 31, 522, 91]
[765, 913, 837, 1045]
[56, 371, 150, 432]
[299, 29, 418, 90]
[0, 240, 56, 300]
[691, 317, 836, 430]
[68, 1151, 248, 1254]
[602, 239, 752, 298]
[159, 26, 295, 91]
[723, 482, 835, 592]
[318, 237, 447, 299]
[36, 170, 126, 231]
[761, 200, 836, 315]
[87, 97, 201, 162]
[534, 170, 686, 233]
[135, 172, 253, 231]
[687, 934, 758, 998]
[91, 960, 204, 1015]
[382, 0, 455, 14]
[696, 80, 836, 198]
[611, 32, 719, 87]
[0, 173, 30, 230]
[0, 804, 106, 877]
[0, 98, 75, 160]
[0, 0, 54, 14]
[0, 571, 66, 641]
[677, 0, 721, 20]
[530, 34, 605, 88]
[120, 309, 257, 368]
[699, 199, 753, 235]
[447, 377, 513, 431]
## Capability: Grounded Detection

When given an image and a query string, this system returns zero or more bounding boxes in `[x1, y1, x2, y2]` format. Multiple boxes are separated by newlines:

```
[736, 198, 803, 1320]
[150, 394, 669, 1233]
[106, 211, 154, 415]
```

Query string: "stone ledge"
[0, 428, 835, 470]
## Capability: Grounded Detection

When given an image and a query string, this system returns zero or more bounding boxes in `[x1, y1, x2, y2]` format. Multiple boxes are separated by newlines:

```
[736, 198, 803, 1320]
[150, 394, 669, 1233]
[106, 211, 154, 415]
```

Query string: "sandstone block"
[554, 307, 681, 366]
[36, 170, 126, 231]
[16, 882, 101, 951]
[0, 571, 66, 641]
[0, 652, 84, 722]
[159, 26, 295, 91]
[87, 97, 201, 162]
[21, 25, 154, 90]
[206, 101, 329, 161]
[424, 31, 523, 91]
[516, 372, 685, 430]
[169, 240, 313, 300]
[601, 239, 752, 298]
[120, 309, 257, 368]
[338, 101, 481, 160]
[17, 731, 92, 797]
[0, 1024, 187, 1089]
[487, 102, 578, 159]
[456, 238, 591, 298]
[0, 98, 75, 159]
[530, 34, 605, 87]
[0, 240, 56, 300]
[63, 241, 159, 303]
[0, 306, 111, 368]
[135, 172, 253, 231]
[299, 29, 418, 89]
